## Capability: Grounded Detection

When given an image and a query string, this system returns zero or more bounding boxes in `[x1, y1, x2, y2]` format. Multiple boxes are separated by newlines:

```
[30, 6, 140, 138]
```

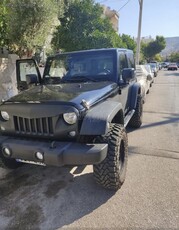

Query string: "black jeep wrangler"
[0, 48, 143, 190]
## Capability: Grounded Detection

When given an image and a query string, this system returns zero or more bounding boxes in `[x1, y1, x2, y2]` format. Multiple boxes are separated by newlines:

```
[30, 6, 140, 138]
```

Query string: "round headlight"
[1, 111, 10, 121]
[63, 112, 77, 125]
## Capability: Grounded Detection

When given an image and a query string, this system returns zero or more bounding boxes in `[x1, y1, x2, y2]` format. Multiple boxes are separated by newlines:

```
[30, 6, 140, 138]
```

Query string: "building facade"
[101, 5, 119, 32]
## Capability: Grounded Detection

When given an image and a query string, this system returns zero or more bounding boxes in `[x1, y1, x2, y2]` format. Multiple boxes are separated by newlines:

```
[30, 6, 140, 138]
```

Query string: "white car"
[167, 63, 178, 71]
[148, 63, 158, 77]
[136, 65, 153, 103]
[143, 64, 155, 86]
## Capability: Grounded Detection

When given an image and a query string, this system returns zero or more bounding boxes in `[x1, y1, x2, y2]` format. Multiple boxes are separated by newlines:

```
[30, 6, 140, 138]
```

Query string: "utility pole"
[136, 0, 143, 65]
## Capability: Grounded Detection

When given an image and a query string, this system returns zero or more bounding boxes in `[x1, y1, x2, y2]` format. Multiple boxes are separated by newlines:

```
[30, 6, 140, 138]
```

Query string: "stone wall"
[0, 54, 19, 101]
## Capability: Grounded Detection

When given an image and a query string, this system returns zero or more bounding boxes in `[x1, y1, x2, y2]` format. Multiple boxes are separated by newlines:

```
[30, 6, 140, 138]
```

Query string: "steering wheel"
[98, 68, 111, 75]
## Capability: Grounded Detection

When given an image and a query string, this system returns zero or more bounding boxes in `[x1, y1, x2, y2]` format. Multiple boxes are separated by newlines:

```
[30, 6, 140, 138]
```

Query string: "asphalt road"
[0, 69, 179, 230]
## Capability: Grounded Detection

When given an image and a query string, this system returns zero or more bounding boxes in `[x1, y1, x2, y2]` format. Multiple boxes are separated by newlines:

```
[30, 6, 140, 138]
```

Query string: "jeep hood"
[7, 82, 117, 110]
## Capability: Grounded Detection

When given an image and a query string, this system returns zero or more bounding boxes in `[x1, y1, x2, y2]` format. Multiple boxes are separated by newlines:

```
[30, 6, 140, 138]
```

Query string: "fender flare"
[128, 82, 141, 110]
[80, 101, 123, 135]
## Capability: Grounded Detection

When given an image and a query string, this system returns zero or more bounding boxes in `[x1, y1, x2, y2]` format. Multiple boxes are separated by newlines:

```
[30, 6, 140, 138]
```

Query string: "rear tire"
[93, 124, 128, 190]
[128, 95, 143, 128]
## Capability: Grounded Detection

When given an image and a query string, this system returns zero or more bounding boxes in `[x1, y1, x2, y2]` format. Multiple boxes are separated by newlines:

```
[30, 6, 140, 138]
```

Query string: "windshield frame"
[43, 49, 117, 84]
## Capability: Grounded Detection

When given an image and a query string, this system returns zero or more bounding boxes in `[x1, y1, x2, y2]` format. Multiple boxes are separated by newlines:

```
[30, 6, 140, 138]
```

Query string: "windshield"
[149, 63, 156, 69]
[44, 51, 115, 84]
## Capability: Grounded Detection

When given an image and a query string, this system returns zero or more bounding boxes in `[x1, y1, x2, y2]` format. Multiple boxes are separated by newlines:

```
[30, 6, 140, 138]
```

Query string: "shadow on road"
[164, 71, 179, 77]
[140, 113, 179, 130]
[128, 145, 179, 160]
[0, 164, 116, 229]
[127, 111, 179, 132]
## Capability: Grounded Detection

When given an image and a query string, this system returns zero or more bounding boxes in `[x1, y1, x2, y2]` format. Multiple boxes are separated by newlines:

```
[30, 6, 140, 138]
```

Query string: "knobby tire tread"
[93, 123, 128, 190]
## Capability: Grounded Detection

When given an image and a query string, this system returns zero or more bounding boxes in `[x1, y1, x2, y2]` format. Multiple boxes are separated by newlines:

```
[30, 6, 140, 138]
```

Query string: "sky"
[95, 0, 179, 39]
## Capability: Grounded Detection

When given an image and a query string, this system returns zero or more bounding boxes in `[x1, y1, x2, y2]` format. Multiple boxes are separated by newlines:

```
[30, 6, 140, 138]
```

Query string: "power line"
[97, 0, 132, 13]
[117, 0, 132, 12]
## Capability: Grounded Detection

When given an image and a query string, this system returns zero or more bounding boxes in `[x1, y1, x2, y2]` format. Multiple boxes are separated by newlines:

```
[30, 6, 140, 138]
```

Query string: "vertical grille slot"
[25, 118, 30, 132]
[42, 118, 47, 133]
[19, 117, 25, 132]
[30, 119, 36, 133]
[48, 117, 53, 134]
[14, 116, 54, 136]
[36, 118, 41, 133]
[14, 116, 19, 131]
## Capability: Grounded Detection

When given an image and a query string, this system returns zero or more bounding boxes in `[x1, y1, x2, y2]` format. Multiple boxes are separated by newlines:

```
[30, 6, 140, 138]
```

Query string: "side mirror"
[26, 74, 38, 85]
[16, 59, 41, 92]
[122, 68, 135, 83]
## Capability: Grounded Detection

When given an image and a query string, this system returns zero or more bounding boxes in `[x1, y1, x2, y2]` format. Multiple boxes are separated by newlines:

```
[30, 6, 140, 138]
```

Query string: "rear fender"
[80, 101, 123, 135]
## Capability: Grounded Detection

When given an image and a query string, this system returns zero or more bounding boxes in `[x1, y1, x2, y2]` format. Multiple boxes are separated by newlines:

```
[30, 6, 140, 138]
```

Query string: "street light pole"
[136, 0, 143, 65]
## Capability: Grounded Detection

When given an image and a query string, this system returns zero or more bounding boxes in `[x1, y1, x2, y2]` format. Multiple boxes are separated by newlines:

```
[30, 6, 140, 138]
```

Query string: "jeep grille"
[13, 116, 54, 136]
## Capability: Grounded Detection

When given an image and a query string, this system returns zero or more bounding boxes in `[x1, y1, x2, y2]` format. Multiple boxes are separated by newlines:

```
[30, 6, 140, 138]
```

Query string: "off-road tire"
[93, 124, 128, 190]
[0, 151, 21, 169]
[128, 95, 143, 128]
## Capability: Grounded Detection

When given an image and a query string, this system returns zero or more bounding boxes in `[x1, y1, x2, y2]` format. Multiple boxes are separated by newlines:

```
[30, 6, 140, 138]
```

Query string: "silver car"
[136, 65, 152, 103]
[143, 64, 155, 86]
[148, 63, 158, 77]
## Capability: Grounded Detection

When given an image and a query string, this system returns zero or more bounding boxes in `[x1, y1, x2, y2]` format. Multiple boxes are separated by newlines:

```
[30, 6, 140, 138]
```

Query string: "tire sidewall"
[93, 124, 128, 190]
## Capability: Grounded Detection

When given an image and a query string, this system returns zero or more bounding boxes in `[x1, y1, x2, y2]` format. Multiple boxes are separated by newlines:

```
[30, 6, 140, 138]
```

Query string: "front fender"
[127, 82, 141, 109]
[80, 101, 123, 135]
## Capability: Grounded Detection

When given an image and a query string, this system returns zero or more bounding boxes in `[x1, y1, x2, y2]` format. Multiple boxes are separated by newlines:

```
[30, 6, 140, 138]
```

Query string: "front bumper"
[0, 136, 108, 166]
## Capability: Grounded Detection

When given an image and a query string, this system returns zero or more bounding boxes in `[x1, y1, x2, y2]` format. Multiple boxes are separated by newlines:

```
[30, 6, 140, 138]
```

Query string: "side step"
[124, 109, 135, 127]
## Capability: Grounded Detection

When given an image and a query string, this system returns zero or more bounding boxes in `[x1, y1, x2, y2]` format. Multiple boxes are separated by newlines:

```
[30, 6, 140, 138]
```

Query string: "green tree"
[169, 52, 179, 63]
[6, 0, 63, 57]
[154, 53, 162, 62]
[52, 0, 123, 52]
[142, 36, 166, 61]
[0, 0, 9, 47]
[121, 34, 136, 52]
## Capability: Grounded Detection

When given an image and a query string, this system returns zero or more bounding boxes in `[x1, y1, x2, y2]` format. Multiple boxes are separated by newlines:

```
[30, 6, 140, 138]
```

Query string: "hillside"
[161, 37, 179, 57]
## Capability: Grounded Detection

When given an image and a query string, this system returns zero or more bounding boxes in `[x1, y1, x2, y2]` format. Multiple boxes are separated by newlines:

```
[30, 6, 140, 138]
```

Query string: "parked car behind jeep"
[167, 63, 178, 71]
[148, 63, 158, 77]
[0, 48, 143, 190]
[136, 65, 153, 103]
[143, 64, 154, 86]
